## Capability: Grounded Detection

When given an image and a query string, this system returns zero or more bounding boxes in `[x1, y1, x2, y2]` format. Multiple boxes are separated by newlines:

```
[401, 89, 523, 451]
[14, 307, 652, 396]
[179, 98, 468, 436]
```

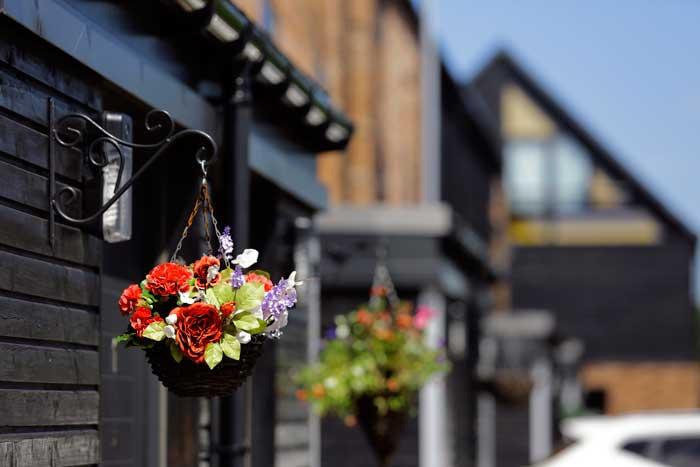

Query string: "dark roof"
[161, 0, 354, 152]
[441, 62, 502, 171]
[471, 51, 697, 245]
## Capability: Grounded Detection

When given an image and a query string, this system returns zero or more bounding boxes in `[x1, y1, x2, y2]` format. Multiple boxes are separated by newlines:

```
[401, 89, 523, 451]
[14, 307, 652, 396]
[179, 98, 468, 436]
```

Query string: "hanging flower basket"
[116, 181, 300, 398]
[295, 255, 449, 466]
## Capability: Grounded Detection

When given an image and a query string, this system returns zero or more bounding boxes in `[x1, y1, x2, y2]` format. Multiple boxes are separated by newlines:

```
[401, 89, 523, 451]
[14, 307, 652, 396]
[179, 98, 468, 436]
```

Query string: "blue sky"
[437, 1, 700, 232]
[436, 0, 700, 293]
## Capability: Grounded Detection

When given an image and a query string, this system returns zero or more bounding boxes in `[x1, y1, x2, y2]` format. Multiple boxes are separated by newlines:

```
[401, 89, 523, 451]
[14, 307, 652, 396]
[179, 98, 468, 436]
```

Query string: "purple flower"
[219, 226, 234, 261]
[325, 327, 337, 340]
[261, 279, 297, 320]
[231, 265, 245, 289]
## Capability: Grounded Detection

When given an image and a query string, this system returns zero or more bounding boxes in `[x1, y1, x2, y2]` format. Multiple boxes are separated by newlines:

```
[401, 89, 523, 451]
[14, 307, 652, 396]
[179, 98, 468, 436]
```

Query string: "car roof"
[563, 412, 700, 443]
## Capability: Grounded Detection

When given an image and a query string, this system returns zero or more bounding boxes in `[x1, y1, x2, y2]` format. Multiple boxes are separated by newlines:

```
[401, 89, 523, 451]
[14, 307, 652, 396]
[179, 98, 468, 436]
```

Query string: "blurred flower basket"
[115, 181, 300, 398]
[296, 255, 449, 466]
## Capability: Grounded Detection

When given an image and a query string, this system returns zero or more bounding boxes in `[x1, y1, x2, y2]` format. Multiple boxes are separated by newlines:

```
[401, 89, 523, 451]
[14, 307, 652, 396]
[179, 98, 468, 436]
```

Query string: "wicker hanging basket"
[146, 335, 266, 398]
[356, 393, 410, 467]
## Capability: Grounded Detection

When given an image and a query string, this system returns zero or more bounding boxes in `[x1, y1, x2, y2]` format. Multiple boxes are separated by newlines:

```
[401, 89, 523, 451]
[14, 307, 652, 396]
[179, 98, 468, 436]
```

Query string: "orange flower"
[356, 309, 373, 326]
[193, 255, 221, 289]
[387, 378, 400, 392]
[396, 313, 412, 329]
[312, 383, 326, 398]
[375, 328, 394, 341]
[220, 301, 236, 318]
[378, 312, 391, 322]
[246, 272, 273, 292]
[118, 284, 142, 315]
[295, 389, 308, 401]
[129, 307, 163, 337]
[146, 262, 192, 296]
[344, 415, 357, 427]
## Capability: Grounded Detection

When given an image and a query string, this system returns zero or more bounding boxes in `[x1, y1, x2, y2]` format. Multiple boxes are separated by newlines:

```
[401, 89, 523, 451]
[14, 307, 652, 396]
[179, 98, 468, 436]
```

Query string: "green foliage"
[169, 341, 183, 363]
[142, 321, 166, 341]
[234, 282, 265, 312]
[232, 311, 267, 334]
[204, 342, 223, 369]
[220, 333, 241, 360]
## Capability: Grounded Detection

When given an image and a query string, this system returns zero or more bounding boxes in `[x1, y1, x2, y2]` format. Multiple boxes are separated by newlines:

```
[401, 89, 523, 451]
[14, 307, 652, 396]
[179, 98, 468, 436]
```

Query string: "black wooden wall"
[512, 244, 696, 361]
[0, 19, 102, 466]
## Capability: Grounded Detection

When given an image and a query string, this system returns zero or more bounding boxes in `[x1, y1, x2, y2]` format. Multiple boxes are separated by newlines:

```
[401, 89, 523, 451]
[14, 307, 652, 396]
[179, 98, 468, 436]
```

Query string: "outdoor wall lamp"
[47, 98, 217, 248]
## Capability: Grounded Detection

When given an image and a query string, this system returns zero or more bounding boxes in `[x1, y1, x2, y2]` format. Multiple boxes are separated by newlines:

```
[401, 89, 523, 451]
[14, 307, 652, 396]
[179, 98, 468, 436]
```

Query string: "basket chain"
[170, 165, 226, 264]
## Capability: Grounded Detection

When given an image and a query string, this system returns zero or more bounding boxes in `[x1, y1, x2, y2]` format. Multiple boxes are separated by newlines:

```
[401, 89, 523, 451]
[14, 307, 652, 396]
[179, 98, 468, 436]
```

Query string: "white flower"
[232, 249, 259, 268]
[237, 331, 251, 344]
[285, 271, 304, 290]
[164, 325, 176, 339]
[206, 264, 220, 283]
[265, 310, 289, 336]
[324, 377, 338, 389]
[336, 324, 350, 339]
[178, 291, 195, 305]
[166, 314, 178, 325]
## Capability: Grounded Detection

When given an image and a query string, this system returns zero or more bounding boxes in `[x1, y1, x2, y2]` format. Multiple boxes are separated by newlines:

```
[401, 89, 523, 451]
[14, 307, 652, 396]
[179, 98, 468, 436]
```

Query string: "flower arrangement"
[116, 226, 301, 371]
[295, 287, 448, 426]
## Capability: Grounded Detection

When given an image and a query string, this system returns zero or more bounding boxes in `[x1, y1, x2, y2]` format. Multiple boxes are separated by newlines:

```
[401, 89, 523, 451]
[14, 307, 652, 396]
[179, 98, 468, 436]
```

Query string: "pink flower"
[413, 305, 436, 330]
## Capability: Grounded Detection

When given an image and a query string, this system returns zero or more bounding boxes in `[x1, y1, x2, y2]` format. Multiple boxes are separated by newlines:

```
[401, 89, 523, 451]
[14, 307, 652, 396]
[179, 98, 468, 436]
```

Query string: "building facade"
[0, 1, 352, 466]
[471, 52, 699, 419]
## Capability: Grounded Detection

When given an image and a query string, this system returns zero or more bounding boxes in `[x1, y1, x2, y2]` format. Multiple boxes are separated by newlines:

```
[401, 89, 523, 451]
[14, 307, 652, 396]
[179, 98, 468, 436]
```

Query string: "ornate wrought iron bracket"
[47, 98, 218, 249]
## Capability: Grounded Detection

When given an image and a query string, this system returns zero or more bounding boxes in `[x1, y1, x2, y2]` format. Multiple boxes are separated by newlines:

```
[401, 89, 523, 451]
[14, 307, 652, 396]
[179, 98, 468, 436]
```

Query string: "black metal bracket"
[47, 98, 218, 249]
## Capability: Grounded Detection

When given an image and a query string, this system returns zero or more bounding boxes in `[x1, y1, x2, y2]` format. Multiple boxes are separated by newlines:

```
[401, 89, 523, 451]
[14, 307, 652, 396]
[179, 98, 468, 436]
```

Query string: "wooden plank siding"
[0, 21, 102, 466]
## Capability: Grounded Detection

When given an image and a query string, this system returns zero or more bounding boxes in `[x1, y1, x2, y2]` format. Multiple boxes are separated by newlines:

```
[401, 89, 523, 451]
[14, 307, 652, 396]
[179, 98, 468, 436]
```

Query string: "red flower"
[193, 255, 221, 289]
[130, 307, 163, 337]
[172, 303, 222, 364]
[220, 301, 236, 318]
[118, 284, 142, 315]
[246, 272, 273, 291]
[145, 262, 192, 297]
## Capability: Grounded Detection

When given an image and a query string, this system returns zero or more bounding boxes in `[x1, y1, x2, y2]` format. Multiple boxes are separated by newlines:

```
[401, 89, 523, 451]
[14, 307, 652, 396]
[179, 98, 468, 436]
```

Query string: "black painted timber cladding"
[511, 244, 696, 361]
[0, 19, 102, 466]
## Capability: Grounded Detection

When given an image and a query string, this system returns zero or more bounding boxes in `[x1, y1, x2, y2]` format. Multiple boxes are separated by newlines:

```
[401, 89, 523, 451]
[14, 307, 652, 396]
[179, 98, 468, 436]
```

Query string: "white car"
[536, 411, 700, 467]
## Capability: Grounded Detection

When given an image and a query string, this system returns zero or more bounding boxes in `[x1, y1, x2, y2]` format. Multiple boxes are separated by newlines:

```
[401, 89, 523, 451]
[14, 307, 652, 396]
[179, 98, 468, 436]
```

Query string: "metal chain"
[201, 181, 229, 269]
[170, 158, 225, 262]
[370, 243, 400, 310]
[170, 183, 205, 262]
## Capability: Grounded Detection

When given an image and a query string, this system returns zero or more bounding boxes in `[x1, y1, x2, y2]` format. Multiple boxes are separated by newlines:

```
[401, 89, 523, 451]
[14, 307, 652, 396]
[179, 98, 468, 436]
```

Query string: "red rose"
[146, 262, 192, 297]
[118, 284, 142, 315]
[220, 301, 236, 318]
[172, 303, 222, 363]
[246, 272, 273, 291]
[130, 307, 162, 337]
[193, 255, 221, 289]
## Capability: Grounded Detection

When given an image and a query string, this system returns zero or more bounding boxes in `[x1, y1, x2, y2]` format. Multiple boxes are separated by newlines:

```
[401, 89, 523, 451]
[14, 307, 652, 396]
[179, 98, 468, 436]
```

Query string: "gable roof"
[470, 51, 696, 245]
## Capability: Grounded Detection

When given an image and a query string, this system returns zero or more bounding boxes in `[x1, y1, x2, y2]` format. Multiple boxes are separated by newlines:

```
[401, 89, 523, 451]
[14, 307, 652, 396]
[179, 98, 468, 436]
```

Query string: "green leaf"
[204, 342, 223, 369]
[210, 281, 236, 306]
[169, 341, 183, 363]
[142, 321, 166, 341]
[205, 288, 220, 308]
[220, 333, 241, 360]
[220, 267, 233, 282]
[233, 311, 267, 334]
[114, 333, 132, 344]
[234, 282, 265, 312]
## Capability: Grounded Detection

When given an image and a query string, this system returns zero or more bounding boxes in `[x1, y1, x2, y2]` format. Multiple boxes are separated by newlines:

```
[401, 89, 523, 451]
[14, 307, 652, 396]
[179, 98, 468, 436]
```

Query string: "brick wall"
[581, 362, 700, 414]
[234, 0, 422, 205]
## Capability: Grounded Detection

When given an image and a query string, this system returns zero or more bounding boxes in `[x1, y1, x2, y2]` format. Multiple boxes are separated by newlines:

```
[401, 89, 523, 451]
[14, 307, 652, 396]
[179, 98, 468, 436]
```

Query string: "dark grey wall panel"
[0, 430, 100, 466]
[0, 389, 99, 426]
[512, 245, 696, 361]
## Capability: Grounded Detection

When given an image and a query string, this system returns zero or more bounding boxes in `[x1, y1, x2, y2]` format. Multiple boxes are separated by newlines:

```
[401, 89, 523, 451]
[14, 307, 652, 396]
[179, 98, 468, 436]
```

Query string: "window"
[660, 437, 700, 467]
